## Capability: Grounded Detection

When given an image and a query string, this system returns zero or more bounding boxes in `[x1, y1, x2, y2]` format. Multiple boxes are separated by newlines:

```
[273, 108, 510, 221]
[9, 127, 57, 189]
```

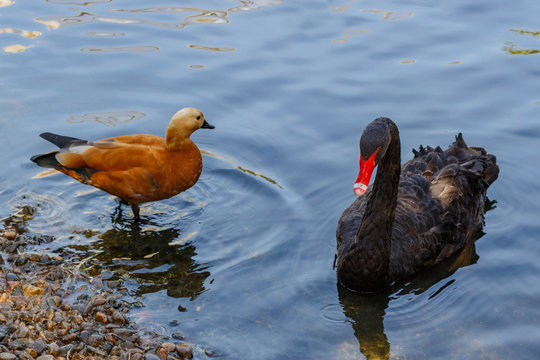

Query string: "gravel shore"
[0, 218, 202, 360]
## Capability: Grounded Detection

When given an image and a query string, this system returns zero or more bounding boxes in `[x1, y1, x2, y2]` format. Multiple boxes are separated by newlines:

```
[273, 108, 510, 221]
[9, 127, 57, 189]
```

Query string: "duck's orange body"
[31, 108, 214, 219]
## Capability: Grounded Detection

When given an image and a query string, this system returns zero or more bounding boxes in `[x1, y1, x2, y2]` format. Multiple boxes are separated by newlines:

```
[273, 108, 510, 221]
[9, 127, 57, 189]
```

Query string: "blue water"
[1, 0, 540, 359]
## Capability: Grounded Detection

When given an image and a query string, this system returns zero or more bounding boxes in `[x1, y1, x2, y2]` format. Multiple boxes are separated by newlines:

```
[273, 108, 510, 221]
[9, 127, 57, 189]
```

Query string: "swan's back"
[337, 133, 499, 281]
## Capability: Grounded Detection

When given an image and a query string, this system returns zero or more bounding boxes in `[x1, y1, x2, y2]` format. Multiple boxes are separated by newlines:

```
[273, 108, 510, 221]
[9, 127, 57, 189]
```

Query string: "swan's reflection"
[338, 240, 480, 360]
[66, 208, 210, 300]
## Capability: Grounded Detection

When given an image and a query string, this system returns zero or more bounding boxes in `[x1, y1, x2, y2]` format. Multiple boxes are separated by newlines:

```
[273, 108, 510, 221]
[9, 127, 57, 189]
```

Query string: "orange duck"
[31, 108, 214, 219]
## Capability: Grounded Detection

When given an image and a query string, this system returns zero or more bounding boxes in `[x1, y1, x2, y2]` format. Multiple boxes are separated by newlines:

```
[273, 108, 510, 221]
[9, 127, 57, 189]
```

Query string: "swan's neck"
[341, 124, 401, 291]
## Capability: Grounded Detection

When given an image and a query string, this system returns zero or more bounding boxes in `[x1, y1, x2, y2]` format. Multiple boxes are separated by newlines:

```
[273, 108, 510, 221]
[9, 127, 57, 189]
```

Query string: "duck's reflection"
[69, 209, 210, 300]
[337, 241, 480, 360]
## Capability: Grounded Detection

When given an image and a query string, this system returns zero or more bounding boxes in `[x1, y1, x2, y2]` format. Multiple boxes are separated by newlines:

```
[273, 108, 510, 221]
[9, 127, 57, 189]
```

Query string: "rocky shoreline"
[0, 220, 201, 360]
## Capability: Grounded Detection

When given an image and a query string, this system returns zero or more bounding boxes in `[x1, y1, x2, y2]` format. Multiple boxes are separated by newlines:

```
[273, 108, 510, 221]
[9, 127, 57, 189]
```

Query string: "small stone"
[175, 344, 193, 359]
[94, 311, 108, 323]
[112, 328, 136, 338]
[79, 330, 90, 342]
[62, 333, 78, 343]
[81, 321, 93, 330]
[36, 355, 54, 360]
[26, 349, 38, 358]
[0, 353, 17, 360]
[87, 345, 107, 357]
[5, 273, 18, 282]
[111, 310, 126, 324]
[144, 354, 160, 360]
[88, 334, 104, 347]
[161, 342, 176, 352]
[49, 343, 60, 356]
[58, 344, 73, 356]
[204, 349, 217, 357]
[171, 332, 184, 340]
[3, 230, 17, 240]
[157, 348, 168, 360]
[22, 284, 44, 296]
[33, 340, 47, 355]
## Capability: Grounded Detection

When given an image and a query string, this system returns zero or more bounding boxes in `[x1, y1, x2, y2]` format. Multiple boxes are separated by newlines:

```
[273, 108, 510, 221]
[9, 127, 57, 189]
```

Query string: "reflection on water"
[503, 43, 539, 55]
[0, 0, 13, 8]
[361, 9, 413, 21]
[510, 29, 540, 37]
[46, 0, 111, 4]
[338, 241, 480, 360]
[60, 211, 210, 300]
[66, 110, 146, 127]
[81, 45, 160, 53]
[504, 28, 540, 55]
[187, 44, 236, 52]
[85, 31, 125, 37]
[338, 199, 496, 359]
[0, 28, 41, 38]
[3, 44, 32, 53]
[333, 29, 369, 44]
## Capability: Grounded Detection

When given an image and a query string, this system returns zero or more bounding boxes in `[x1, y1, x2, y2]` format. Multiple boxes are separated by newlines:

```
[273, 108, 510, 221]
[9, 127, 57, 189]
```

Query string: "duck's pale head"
[166, 108, 214, 149]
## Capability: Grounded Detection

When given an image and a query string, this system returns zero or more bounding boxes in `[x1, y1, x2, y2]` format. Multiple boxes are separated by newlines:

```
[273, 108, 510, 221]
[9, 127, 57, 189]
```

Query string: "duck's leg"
[130, 203, 140, 220]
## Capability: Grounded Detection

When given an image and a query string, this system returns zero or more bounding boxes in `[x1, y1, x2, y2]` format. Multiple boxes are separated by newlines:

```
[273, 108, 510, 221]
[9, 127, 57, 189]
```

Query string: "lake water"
[1, 0, 540, 359]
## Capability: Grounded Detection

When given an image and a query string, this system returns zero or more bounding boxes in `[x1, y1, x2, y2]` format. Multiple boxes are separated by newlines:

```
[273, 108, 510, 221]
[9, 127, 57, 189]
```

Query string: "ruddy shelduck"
[31, 108, 214, 219]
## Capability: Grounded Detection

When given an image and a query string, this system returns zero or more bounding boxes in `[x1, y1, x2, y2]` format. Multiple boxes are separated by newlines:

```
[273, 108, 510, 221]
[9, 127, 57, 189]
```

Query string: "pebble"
[94, 311, 108, 323]
[33, 339, 48, 355]
[49, 343, 60, 356]
[0, 353, 17, 360]
[0, 225, 203, 360]
[36, 355, 54, 360]
[175, 344, 193, 359]
[161, 342, 176, 352]
[171, 332, 184, 340]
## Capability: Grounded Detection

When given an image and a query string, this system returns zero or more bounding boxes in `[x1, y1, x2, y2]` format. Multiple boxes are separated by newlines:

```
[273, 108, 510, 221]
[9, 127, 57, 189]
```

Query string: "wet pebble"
[171, 332, 184, 340]
[32, 339, 48, 355]
[0, 224, 203, 360]
[88, 334, 104, 347]
[94, 311, 108, 323]
[36, 355, 54, 360]
[0, 353, 17, 360]
[5, 273, 18, 282]
[175, 344, 193, 359]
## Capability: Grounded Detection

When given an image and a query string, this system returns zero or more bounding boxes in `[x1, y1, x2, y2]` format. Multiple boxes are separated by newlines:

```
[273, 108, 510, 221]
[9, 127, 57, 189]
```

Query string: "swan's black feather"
[336, 122, 498, 292]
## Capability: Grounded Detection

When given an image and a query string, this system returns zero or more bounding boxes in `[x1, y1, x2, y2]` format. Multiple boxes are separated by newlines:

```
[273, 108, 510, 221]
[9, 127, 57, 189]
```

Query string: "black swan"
[336, 117, 499, 292]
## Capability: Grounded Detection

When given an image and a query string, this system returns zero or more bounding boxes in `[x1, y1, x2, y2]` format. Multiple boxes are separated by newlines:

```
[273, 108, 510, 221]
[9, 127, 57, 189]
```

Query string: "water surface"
[1, 0, 540, 358]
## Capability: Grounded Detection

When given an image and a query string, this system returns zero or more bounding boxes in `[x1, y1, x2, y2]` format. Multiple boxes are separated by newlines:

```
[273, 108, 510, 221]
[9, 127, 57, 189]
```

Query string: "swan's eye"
[196, 116, 201, 120]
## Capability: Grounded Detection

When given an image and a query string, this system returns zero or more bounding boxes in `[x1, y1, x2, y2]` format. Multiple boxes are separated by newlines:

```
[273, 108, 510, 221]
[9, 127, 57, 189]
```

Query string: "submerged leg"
[130, 203, 140, 220]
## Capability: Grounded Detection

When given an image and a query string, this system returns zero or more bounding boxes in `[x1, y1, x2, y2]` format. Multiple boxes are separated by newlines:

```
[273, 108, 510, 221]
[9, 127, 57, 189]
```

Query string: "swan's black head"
[354, 117, 395, 196]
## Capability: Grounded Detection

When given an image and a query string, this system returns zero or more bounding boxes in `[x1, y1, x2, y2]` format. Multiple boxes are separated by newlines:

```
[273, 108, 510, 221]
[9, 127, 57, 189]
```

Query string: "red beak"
[353, 148, 379, 196]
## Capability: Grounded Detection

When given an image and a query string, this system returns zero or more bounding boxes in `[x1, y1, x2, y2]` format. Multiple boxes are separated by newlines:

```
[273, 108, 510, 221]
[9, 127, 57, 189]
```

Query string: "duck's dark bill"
[201, 120, 215, 129]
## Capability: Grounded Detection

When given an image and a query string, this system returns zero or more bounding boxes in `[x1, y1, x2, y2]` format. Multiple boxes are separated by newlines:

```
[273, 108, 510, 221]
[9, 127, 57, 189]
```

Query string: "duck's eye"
[196, 116, 201, 120]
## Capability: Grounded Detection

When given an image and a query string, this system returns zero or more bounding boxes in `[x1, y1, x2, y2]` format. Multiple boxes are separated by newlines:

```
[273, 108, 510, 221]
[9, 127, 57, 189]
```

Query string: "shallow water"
[1, 0, 540, 358]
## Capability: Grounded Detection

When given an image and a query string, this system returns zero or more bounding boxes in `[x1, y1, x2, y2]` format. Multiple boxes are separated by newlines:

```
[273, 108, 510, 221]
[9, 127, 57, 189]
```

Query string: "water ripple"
[66, 110, 146, 127]
[187, 44, 235, 52]
[7, 188, 67, 232]
[81, 46, 160, 53]
[85, 31, 125, 37]
[0, 28, 41, 38]
[46, 0, 111, 4]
